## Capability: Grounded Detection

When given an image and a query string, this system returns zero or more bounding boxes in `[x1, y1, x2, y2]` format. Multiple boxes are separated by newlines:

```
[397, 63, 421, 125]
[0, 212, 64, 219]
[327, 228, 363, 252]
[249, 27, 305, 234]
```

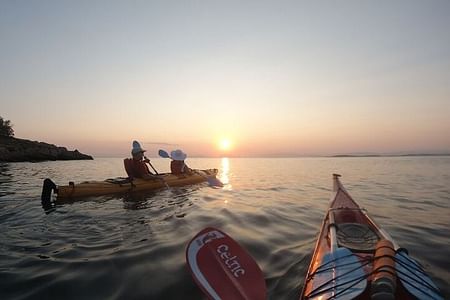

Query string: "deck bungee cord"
[304, 254, 372, 299]
[305, 250, 443, 300]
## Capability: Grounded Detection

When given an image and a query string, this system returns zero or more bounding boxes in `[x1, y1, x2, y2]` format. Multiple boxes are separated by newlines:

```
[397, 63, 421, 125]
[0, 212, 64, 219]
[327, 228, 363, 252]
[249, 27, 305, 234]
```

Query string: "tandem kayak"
[41, 169, 219, 200]
[300, 174, 443, 300]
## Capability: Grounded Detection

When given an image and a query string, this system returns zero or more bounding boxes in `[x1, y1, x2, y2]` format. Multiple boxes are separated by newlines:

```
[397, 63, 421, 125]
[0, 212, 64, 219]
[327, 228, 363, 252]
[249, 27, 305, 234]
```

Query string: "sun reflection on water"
[220, 157, 232, 190]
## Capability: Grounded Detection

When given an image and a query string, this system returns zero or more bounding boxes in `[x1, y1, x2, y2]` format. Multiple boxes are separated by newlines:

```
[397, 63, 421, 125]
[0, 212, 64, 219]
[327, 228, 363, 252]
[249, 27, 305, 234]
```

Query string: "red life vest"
[171, 160, 186, 175]
[124, 158, 151, 178]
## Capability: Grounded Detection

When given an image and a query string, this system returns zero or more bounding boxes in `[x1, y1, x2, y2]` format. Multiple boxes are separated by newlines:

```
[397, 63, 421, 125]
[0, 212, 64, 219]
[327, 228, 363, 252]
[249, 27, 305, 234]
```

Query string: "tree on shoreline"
[0, 116, 14, 137]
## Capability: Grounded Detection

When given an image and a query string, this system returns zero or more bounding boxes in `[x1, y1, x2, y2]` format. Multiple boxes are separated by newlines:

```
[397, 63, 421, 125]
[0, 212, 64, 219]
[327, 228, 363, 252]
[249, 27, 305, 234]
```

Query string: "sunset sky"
[1, 1, 449, 157]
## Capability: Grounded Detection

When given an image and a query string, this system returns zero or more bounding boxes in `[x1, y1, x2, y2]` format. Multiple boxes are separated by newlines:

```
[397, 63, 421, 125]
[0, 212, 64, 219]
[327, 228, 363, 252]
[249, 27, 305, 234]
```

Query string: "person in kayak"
[124, 141, 160, 180]
[170, 149, 192, 175]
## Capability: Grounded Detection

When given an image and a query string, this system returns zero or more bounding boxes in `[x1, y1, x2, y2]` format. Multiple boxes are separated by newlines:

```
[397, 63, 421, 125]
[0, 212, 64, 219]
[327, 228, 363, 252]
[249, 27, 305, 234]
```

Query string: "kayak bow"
[300, 174, 443, 300]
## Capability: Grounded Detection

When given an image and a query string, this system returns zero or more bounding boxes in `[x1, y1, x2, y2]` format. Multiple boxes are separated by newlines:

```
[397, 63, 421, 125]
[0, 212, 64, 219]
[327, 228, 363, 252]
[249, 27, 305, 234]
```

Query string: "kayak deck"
[44, 169, 218, 199]
[300, 174, 443, 300]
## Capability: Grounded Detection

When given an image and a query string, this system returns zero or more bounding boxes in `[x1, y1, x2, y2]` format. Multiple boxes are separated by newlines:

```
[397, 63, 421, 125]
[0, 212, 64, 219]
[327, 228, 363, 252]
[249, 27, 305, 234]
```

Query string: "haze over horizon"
[1, 1, 450, 157]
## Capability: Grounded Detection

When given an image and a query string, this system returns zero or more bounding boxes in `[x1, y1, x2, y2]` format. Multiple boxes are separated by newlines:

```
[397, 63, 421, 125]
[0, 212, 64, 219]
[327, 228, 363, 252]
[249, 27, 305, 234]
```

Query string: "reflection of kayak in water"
[41, 169, 219, 200]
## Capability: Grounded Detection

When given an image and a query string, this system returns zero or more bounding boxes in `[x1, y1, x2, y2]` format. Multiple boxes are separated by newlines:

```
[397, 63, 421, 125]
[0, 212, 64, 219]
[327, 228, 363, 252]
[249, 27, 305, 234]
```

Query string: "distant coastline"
[0, 136, 93, 162]
[189, 153, 450, 158]
[160, 153, 450, 158]
[331, 153, 450, 158]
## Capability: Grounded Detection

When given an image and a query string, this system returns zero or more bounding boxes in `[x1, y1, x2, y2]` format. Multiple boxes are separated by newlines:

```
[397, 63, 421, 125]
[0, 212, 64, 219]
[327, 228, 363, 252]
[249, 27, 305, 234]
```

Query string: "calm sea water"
[0, 157, 449, 299]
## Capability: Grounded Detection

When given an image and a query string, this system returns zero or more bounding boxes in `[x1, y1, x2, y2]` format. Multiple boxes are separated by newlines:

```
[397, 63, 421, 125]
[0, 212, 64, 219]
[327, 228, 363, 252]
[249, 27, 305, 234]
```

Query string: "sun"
[218, 138, 232, 152]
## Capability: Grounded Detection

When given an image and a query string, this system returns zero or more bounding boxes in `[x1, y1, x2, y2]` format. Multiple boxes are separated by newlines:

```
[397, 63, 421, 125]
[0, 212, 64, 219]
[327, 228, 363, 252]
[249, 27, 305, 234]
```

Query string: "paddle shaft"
[144, 156, 159, 174]
[144, 156, 170, 189]
[329, 211, 337, 252]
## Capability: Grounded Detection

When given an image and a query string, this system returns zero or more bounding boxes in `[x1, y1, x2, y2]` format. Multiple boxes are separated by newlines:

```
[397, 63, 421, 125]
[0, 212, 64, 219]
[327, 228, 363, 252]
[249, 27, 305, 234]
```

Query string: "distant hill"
[0, 136, 93, 162]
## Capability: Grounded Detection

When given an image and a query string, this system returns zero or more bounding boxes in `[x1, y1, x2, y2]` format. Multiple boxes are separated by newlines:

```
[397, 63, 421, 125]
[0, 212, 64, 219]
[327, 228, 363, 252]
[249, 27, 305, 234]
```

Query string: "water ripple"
[0, 157, 449, 299]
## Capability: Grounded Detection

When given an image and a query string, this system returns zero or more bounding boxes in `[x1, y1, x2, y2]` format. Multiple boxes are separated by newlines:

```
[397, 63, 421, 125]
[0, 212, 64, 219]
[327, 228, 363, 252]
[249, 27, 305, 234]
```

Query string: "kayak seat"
[336, 223, 379, 252]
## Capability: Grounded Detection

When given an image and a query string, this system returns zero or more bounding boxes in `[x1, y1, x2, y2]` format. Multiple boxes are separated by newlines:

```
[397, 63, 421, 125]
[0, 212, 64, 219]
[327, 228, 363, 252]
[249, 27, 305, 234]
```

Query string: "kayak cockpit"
[328, 208, 381, 252]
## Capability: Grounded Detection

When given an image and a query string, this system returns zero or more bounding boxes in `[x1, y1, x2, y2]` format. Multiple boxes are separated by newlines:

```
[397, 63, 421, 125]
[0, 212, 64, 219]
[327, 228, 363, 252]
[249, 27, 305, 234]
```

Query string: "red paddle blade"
[186, 227, 266, 300]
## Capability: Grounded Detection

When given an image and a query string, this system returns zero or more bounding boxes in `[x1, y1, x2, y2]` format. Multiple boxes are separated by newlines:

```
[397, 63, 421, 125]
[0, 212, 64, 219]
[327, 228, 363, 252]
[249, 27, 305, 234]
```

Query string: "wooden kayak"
[41, 169, 219, 200]
[300, 174, 443, 300]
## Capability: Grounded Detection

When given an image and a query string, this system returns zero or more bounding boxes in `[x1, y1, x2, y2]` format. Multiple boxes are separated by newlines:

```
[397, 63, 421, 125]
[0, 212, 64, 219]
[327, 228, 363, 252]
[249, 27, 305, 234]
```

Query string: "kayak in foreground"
[41, 169, 219, 201]
[300, 174, 443, 300]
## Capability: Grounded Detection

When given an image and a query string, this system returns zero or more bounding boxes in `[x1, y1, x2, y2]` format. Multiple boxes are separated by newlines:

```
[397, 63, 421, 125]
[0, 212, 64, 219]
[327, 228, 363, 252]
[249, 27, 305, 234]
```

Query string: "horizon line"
[93, 153, 450, 159]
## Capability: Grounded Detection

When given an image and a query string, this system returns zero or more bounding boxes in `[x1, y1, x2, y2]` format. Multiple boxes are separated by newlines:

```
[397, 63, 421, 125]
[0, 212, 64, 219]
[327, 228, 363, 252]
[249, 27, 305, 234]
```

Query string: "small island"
[0, 136, 93, 162]
[0, 117, 93, 162]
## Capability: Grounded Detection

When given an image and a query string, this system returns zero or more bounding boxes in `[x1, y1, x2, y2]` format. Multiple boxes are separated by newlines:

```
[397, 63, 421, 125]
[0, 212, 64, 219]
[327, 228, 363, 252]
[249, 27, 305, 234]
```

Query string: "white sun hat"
[171, 149, 187, 161]
[131, 140, 146, 155]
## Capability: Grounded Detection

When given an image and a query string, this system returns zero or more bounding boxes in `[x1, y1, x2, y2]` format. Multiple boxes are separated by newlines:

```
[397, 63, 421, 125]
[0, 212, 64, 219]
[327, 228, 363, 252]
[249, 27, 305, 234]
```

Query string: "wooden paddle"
[158, 149, 224, 187]
[186, 227, 266, 300]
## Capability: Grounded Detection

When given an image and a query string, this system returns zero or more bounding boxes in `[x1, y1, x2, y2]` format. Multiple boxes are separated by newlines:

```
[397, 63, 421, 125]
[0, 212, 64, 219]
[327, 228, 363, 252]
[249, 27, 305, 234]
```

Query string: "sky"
[1, 1, 450, 157]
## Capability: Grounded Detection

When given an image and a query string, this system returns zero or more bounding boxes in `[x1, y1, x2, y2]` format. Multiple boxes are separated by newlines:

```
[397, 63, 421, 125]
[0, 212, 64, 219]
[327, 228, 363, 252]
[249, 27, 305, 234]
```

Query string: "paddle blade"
[395, 250, 444, 300]
[207, 177, 224, 187]
[307, 248, 366, 300]
[195, 170, 224, 187]
[158, 149, 170, 158]
[186, 227, 266, 300]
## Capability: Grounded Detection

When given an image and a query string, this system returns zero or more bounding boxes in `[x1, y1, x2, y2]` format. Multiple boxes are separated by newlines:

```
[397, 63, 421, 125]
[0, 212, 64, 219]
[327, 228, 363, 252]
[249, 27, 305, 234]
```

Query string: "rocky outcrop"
[0, 136, 93, 162]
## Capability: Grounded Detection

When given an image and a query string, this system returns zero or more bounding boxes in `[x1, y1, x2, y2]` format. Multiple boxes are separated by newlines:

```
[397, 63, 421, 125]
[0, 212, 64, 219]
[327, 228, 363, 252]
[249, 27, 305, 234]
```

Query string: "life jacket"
[171, 160, 186, 175]
[124, 158, 150, 178]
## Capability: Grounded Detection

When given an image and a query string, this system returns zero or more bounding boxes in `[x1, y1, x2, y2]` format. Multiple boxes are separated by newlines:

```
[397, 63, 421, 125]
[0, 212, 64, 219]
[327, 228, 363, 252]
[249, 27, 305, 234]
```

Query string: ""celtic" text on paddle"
[217, 244, 245, 277]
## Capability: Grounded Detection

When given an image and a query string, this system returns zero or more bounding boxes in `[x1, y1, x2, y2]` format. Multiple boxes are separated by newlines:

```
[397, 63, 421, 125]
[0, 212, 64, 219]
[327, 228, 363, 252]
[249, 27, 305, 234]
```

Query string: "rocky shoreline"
[0, 136, 93, 162]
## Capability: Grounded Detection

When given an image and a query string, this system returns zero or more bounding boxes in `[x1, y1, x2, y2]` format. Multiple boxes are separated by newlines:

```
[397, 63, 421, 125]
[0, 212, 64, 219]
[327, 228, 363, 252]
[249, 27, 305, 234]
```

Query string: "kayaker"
[124, 141, 160, 180]
[170, 149, 192, 175]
